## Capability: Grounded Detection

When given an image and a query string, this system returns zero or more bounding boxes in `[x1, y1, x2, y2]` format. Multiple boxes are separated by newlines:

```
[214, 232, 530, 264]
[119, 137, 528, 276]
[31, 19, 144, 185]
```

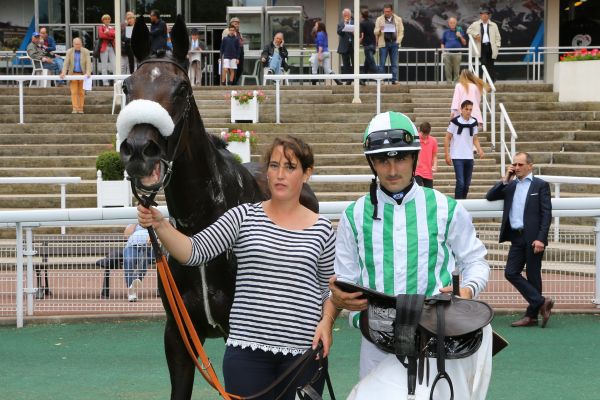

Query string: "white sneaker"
[128, 278, 142, 302]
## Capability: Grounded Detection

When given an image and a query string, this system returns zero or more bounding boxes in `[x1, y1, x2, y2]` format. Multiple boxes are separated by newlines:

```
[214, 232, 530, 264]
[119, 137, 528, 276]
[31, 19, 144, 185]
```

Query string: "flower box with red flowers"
[554, 49, 600, 102]
[221, 129, 257, 163]
[227, 90, 266, 123]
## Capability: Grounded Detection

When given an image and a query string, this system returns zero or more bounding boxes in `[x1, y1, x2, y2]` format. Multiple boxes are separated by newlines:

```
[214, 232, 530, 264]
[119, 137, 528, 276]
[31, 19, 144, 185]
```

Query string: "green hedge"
[96, 151, 124, 181]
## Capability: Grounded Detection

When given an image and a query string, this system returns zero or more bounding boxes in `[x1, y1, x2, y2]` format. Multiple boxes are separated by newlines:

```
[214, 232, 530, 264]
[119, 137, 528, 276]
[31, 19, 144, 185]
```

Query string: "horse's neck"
[165, 118, 228, 234]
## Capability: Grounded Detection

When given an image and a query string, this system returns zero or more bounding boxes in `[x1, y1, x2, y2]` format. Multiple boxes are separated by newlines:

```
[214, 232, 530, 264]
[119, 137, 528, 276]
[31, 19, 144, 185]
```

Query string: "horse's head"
[117, 15, 192, 193]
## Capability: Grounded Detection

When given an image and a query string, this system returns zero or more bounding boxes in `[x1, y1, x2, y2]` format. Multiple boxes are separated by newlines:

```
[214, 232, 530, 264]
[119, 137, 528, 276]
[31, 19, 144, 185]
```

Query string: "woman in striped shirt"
[138, 135, 338, 399]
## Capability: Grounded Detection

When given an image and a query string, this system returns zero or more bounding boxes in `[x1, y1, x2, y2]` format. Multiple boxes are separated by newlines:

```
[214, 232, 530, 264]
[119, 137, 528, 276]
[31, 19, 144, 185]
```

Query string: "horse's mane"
[209, 134, 228, 150]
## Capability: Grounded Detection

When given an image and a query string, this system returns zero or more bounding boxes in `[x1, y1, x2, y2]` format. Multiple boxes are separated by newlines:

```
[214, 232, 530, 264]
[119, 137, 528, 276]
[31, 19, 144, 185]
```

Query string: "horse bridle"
[127, 57, 194, 201]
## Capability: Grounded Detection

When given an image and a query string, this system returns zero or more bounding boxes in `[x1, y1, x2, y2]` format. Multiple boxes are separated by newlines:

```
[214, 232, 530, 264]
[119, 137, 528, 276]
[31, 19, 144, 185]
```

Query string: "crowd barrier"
[1, 198, 599, 328]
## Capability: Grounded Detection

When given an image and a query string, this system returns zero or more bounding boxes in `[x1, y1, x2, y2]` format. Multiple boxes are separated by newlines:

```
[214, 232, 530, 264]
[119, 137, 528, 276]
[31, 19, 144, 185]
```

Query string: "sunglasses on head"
[365, 129, 415, 149]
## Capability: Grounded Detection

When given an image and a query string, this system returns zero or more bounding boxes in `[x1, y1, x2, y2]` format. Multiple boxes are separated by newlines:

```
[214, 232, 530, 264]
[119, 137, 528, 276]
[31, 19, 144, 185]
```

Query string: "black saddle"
[335, 281, 494, 400]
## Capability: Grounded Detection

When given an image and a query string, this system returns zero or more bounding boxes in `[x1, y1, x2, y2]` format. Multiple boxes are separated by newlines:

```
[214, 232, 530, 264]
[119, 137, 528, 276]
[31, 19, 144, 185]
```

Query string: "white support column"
[25, 228, 34, 316]
[275, 80, 281, 124]
[553, 183, 561, 243]
[16, 223, 24, 328]
[352, 0, 361, 104]
[114, 0, 122, 75]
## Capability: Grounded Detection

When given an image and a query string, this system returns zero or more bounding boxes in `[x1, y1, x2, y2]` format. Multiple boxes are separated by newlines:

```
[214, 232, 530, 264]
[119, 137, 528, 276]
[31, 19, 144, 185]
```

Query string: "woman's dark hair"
[263, 135, 314, 172]
[316, 22, 327, 34]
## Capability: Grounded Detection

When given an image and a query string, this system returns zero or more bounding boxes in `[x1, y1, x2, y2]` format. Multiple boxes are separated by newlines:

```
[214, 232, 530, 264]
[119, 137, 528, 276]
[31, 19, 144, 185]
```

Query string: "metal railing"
[264, 73, 391, 124]
[499, 102, 518, 174]
[1, 198, 600, 327]
[0, 177, 82, 234]
[0, 74, 129, 124]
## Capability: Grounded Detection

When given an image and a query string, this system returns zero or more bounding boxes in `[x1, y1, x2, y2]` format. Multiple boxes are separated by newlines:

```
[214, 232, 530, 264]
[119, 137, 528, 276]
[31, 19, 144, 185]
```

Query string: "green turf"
[1, 314, 598, 399]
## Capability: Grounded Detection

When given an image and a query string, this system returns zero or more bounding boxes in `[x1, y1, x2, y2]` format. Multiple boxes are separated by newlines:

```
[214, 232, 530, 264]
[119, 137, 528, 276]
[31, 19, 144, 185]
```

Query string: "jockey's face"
[371, 152, 415, 193]
[267, 145, 312, 202]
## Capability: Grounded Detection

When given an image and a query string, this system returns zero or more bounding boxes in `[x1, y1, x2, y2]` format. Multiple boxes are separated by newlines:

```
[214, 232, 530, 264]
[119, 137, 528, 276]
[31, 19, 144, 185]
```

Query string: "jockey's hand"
[137, 204, 164, 229]
[439, 285, 473, 299]
[329, 275, 368, 311]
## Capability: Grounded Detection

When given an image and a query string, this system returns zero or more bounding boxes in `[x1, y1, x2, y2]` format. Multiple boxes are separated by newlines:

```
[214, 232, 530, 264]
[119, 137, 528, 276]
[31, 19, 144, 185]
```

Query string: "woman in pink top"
[450, 69, 489, 127]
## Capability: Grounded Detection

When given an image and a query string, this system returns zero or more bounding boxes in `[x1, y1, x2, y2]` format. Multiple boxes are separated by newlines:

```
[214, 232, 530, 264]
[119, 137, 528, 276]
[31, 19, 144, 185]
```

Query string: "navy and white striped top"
[185, 203, 336, 355]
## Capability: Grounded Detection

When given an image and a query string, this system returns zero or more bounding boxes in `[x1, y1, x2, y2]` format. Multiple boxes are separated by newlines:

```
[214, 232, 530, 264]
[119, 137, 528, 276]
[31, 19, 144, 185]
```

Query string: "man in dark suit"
[337, 8, 354, 84]
[486, 152, 554, 327]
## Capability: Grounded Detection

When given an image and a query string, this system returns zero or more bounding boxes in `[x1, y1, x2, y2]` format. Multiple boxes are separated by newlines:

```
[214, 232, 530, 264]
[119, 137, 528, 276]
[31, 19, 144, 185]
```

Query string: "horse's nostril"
[143, 141, 161, 159]
[120, 140, 132, 157]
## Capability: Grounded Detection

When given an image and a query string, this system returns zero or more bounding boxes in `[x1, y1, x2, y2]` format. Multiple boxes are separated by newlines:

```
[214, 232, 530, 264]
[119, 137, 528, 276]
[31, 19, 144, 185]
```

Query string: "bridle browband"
[127, 57, 194, 200]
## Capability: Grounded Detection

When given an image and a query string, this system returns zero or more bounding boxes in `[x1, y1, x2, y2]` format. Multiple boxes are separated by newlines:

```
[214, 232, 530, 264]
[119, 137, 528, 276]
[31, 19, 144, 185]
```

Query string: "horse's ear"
[131, 16, 150, 62]
[170, 14, 190, 62]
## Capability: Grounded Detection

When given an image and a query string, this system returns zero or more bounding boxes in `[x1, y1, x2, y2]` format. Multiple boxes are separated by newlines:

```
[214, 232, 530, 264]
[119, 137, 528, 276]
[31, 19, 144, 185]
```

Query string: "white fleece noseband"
[116, 99, 175, 146]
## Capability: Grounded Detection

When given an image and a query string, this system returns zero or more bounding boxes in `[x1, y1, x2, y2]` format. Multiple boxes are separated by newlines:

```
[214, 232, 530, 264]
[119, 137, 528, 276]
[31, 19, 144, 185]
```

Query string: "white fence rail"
[1, 199, 599, 327]
[0, 74, 129, 124]
[0, 177, 82, 234]
[264, 73, 391, 124]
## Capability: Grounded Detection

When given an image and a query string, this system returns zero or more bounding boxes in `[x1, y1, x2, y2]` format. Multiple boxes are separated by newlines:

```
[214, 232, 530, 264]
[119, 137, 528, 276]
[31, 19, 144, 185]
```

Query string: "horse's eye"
[177, 83, 189, 96]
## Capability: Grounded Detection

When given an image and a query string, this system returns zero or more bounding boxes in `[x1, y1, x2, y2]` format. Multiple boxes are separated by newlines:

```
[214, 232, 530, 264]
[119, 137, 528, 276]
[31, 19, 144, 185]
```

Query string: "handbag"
[93, 37, 102, 59]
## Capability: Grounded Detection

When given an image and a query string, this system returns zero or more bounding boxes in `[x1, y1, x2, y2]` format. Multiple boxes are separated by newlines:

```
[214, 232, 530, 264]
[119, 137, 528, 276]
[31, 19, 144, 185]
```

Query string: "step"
[0, 144, 108, 157]
[0, 133, 115, 145]
[0, 168, 96, 179]
[0, 156, 96, 168]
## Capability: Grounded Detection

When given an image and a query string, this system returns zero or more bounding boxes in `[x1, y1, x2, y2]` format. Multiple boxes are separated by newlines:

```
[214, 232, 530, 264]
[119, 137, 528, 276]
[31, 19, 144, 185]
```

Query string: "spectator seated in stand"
[26, 32, 65, 86]
[260, 32, 289, 76]
[39, 27, 65, 77]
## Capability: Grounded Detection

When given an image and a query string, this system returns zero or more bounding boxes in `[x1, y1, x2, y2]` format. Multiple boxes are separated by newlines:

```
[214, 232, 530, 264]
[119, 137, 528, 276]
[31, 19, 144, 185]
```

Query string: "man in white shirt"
[444, 99, 485, 199]
[467, 8, 501, 81]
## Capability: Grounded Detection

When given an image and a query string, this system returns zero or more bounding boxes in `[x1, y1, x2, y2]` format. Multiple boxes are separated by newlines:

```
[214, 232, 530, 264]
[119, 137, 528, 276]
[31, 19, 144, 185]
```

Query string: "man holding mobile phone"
[441, 17, 466, 83]
[486, 152, 553, 328]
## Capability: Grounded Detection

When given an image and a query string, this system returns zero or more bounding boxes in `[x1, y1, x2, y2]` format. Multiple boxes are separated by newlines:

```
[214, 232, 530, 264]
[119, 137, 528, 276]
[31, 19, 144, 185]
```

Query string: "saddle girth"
[450, 116, 478, 136]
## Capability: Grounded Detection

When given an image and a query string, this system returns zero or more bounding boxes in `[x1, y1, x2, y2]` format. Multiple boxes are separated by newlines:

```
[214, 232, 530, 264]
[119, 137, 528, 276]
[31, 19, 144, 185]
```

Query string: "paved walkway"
[1, 314, 599, 399]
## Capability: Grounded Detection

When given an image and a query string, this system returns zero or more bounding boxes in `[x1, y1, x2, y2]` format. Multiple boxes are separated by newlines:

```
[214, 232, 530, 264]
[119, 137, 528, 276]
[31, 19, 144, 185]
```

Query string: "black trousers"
[505, 230, 545, 318]
[340, 51, 354, 83]
[223, 345, 326, 400]
[480, 43, 496, 81]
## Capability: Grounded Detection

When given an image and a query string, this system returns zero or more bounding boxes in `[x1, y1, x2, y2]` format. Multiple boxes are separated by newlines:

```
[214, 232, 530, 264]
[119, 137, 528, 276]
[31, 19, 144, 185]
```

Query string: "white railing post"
[60, 183, 67, 234]
[594, 218, 600, 308]
[500, 111, 505, 174]
[554, 183, 561, 243]
[491, 90, 496, 152]
[25, 227, 34, 316]
[15, 222, 24, 328]
[376, 79, 381, 114]
[18, 80, 24, 124]
[482, 88, 487, 132]
[275, 80, 280, 124]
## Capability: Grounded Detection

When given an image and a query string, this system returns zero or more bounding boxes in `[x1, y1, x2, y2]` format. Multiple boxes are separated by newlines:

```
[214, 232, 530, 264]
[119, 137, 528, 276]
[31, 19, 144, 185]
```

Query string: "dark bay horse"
[118, 15, 317, 400]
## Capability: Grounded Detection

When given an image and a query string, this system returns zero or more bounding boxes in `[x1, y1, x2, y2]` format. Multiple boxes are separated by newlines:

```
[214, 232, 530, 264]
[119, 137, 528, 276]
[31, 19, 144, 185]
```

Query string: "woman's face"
[267, 145, 311, 202]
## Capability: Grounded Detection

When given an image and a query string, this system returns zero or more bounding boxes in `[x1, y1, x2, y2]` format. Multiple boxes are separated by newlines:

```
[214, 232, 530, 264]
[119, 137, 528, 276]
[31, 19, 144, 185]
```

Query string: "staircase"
[0, 82, 597, 309]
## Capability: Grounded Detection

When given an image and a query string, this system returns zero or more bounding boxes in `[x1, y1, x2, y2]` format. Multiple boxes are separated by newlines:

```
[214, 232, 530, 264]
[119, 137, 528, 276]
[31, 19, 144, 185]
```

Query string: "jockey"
[329, 111, 493, 399]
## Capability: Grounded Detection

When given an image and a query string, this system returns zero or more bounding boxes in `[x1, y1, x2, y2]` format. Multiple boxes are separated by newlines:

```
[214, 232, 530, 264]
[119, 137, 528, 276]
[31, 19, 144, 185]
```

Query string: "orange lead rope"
[153, 242, 241, 400]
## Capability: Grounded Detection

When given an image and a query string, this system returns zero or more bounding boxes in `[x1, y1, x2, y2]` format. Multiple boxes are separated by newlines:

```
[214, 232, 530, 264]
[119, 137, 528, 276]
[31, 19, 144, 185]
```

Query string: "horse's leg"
[164, 318, 195, 400]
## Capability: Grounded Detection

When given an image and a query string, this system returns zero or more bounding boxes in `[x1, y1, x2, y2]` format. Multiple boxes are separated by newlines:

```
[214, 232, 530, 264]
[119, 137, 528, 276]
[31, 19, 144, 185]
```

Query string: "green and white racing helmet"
[363, 111, 420, 156]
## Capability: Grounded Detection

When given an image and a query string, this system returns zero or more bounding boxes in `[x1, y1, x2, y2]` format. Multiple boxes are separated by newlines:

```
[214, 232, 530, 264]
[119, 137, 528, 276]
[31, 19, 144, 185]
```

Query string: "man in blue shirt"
[486, 152, 554, 328]
[440, 17, 466, 83]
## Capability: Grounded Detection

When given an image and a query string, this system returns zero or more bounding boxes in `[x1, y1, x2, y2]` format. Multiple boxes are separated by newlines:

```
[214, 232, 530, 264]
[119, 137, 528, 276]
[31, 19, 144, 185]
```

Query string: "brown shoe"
[540, 297, 555, 328]
[511, 316, 538, 327]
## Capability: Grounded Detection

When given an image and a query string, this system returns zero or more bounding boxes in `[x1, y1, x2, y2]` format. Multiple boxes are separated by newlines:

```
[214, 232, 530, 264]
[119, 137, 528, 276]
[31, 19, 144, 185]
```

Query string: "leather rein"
[128, 57, 334, 400]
